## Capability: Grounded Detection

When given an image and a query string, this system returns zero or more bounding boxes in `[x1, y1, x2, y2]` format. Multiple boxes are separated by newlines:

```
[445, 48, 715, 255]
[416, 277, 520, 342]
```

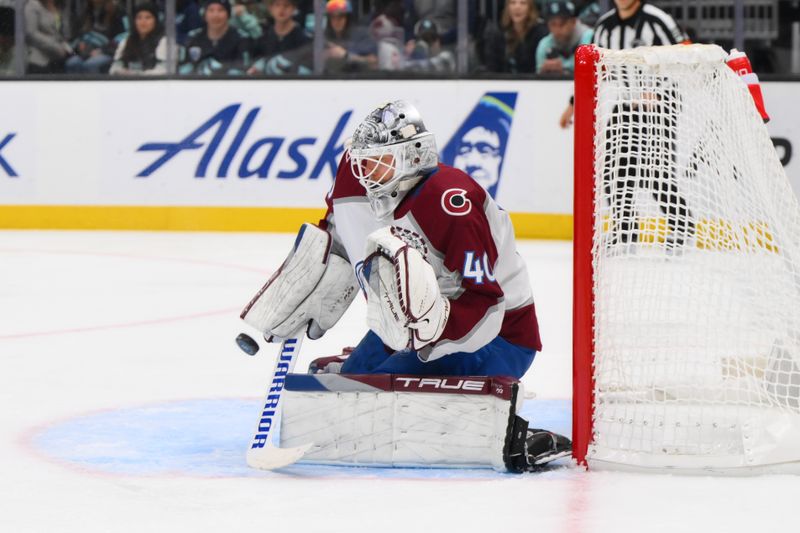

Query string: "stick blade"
[246, 442, 313, 470]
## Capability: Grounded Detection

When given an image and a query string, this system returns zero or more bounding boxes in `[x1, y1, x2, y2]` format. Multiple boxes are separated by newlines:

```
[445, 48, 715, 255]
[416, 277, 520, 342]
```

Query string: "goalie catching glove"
[241, 223, 359, 341]
[359, 226, 450, 352]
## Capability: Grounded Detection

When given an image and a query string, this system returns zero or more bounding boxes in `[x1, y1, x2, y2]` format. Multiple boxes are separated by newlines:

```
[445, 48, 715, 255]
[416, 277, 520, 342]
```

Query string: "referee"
[565, 0, 694, 251]
[592, 0, 687, 49]
[561, 0, 688, 127]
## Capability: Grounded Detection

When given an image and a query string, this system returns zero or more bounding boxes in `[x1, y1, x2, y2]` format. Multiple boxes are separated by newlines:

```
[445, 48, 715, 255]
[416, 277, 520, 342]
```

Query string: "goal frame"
[570, 43, 800, 474]
[572, 44, 599, 467]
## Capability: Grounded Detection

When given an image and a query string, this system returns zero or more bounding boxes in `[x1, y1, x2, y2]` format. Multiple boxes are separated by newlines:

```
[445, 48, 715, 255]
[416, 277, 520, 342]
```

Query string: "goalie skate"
[526, 429, 573, 467]
[504, 415, 572, 472]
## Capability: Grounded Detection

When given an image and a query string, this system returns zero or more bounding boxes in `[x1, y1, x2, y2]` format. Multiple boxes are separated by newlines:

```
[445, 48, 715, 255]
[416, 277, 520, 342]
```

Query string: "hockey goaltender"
[240, 100, 571, 472]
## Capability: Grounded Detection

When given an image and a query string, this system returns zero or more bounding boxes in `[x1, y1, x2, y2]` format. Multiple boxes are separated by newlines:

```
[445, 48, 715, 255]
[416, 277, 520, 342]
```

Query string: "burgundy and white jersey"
[319, 155, 542, 361]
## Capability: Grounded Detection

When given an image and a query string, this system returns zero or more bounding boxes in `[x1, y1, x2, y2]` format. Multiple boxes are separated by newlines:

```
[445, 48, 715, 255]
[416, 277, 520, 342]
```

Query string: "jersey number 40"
[463, 251, 496, 284]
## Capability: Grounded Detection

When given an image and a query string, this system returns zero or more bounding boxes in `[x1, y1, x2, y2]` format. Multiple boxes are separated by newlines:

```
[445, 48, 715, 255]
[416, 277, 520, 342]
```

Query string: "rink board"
[0, 79, 796, 238]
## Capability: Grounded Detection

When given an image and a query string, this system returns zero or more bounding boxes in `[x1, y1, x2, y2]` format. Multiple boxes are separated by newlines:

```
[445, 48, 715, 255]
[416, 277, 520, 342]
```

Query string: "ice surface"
[1, 231, 796, 533]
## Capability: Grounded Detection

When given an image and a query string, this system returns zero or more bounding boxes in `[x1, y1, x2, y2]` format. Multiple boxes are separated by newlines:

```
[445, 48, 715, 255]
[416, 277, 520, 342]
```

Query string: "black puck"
[235, 333, 260, 356]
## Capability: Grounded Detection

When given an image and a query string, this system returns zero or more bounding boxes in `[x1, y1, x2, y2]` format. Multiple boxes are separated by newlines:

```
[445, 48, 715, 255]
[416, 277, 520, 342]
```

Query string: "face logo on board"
[453, 127, 502, 193]
[440, 93, 517, 199]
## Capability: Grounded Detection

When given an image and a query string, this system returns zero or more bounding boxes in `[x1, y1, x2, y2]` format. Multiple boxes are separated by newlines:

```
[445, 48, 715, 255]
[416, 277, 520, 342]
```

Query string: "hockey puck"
[235, 333, 259, 356]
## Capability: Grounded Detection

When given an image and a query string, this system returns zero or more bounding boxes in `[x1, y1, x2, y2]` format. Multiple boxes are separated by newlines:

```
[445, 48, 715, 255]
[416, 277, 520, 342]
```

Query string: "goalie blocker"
[240, 223, 359, 342]
[279, 373, 571, 472]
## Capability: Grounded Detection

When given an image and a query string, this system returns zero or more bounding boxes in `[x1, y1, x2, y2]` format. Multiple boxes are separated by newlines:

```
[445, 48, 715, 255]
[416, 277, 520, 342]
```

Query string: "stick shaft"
[248, 332, 304, 451]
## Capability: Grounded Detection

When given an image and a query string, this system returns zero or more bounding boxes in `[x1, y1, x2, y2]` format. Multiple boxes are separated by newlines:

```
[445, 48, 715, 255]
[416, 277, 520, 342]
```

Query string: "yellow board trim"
[508, 212, 573, 240]
[0, 205, 574, 240]
[0, 205, 328, 233]
[600, 215, 778, 253]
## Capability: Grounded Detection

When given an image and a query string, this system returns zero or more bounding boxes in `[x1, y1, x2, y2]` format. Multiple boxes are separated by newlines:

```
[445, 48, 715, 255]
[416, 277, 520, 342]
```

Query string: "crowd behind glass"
[0, 0, 796, 76]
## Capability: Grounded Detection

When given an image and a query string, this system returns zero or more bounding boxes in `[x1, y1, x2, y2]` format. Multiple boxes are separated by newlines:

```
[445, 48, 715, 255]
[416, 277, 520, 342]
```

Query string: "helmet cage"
[349, 132, 437, 198]
[346, 101, 439, 218]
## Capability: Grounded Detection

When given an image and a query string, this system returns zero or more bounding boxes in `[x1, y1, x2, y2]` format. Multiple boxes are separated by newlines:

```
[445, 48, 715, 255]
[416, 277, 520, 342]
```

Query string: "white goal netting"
[588, 44, 800, 472]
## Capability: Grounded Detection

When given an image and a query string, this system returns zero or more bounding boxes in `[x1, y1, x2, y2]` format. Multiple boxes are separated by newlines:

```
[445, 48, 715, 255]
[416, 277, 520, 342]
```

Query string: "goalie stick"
[246, 329, 312, 470]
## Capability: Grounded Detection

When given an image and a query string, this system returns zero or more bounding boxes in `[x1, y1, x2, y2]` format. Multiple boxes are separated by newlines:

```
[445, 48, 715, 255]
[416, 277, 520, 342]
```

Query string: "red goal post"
[572, 44, 800, 474]
[572, 44, 599, 467]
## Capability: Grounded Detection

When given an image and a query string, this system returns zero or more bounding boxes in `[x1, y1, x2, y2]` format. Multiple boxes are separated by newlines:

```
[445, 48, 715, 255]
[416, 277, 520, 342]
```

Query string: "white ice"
[0, 230, 796, 533]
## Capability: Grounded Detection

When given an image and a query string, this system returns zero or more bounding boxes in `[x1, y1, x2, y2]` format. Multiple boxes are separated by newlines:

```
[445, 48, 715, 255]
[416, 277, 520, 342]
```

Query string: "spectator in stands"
[288, 0, 313, 32]
[482, 0, 548, 74]
[0, 4, 14, 75]
[176, 0, 203, 45]
[109, 3, 166, 75]
[323, 0, 377, 74]
[369, 0, 406, 70]
[407, 0, 456, 45]
[181, 0, 250, 75]
[247, 0, 311, 75]
[244, 0, 270, 30]
[231, 0, 263, 40]
[535, 1, 592, 75]
[575, 0, 601, 27]
[65, 0, 125, 74]
[404, 17, 455, 73]
[24, 0, 73, 73]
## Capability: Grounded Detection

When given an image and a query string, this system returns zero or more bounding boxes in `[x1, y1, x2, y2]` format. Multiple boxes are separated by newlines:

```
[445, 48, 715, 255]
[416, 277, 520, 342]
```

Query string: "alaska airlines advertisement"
[0, 80, 575, 216]
[0, 80, 796, 221]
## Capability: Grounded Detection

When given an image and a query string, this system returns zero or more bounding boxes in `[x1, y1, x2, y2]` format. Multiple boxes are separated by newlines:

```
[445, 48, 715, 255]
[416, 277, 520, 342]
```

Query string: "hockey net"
[572, 44, 800, 473]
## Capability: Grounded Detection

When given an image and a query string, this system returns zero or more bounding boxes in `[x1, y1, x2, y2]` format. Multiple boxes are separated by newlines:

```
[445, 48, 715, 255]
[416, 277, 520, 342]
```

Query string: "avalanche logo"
[441, 188, 471, 216]
[440, 93, 517, 198]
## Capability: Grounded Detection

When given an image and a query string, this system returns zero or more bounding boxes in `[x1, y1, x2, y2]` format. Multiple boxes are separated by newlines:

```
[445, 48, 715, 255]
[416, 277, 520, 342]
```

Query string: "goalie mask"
[348, 101, 439, 219]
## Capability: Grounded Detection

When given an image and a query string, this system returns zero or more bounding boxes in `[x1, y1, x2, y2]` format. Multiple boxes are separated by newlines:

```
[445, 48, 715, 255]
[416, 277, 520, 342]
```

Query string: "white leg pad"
[279, 374, 523, 470]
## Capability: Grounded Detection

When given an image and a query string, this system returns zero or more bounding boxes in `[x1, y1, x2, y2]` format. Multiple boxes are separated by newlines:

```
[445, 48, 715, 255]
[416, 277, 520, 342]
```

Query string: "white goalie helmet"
[348, 100, 439, 219]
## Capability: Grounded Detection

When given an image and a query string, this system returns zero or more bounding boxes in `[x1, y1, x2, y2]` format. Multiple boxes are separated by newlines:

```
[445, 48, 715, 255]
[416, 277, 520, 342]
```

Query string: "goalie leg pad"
[280, 373, 522, 470]
[281, 372, 570, 471]
[241, 224, 358, 340]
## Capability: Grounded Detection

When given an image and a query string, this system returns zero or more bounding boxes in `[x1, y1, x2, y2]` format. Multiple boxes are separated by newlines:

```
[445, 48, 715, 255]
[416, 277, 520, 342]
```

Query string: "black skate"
[503, 415, 572, 473]
[525, 428, 573, 467]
